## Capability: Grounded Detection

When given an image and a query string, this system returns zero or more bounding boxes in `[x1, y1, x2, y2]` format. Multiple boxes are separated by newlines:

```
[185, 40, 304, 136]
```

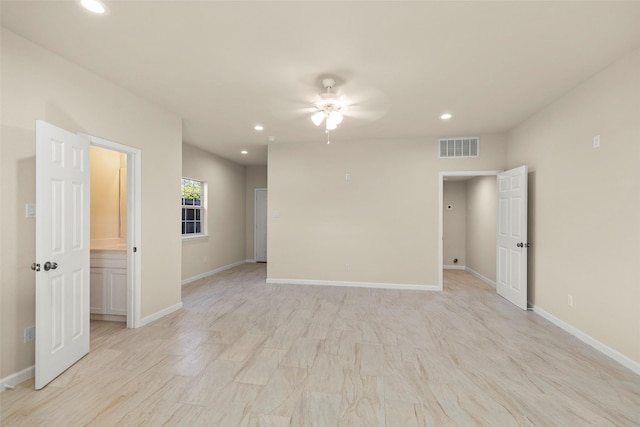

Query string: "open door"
[35, 121, 90, 389]
[496, 165, 528, 310]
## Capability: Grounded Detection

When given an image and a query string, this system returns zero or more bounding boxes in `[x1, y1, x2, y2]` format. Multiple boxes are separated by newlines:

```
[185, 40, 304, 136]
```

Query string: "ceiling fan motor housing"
[322, 78, 336, 90]
[318, 92, 344, 112]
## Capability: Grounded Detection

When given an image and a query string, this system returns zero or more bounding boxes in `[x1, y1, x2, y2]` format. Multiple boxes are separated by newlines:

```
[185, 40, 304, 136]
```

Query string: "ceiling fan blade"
[342, 107, 388, 122]
[337, 83, 390, 122]
[269, 96, 317, 121]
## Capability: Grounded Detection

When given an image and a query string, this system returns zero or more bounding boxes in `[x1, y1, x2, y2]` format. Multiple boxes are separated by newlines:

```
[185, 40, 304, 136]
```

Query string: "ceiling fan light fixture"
[80, 0, 106, 14]
[328, 111, 343, 125]
[325, 118, 338, 130]
[311, 111, 325, 126]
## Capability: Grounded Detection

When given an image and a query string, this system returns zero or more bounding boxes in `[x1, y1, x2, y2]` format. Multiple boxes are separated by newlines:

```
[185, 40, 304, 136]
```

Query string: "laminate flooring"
[2, 264, 639, 426]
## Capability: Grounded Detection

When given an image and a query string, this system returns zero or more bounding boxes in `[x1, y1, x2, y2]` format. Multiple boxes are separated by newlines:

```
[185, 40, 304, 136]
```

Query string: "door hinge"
[133, 247, 137, 253]
[31, 263, 41, 272]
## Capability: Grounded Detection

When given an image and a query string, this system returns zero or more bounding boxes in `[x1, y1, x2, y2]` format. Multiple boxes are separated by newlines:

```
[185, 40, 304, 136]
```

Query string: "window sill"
[182, 234, 209, 242]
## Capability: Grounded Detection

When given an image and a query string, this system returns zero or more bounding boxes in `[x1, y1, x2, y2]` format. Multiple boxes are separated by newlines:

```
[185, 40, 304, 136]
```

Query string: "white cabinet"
[90, 251, 126, 320]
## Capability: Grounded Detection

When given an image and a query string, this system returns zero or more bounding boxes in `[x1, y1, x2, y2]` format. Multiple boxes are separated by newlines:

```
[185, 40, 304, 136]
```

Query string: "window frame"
[181, 177, 207, 239]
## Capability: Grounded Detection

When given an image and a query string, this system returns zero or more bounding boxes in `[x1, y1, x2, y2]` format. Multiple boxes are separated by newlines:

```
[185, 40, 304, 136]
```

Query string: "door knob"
[43, 261, 58, 271]
[31, 263, 41, 272]
[516, 242, 531, 248]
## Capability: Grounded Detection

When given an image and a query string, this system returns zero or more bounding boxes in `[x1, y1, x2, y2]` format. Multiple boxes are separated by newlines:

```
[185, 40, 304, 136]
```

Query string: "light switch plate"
[25, 203, 36, 218]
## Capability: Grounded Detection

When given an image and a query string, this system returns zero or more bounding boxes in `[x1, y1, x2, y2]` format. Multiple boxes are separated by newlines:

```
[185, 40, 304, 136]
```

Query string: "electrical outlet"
[24, 326, 35, 343]
[593, 135, 600, 148]
[344, 263, 350, 272]
[567, 295, 574, 308]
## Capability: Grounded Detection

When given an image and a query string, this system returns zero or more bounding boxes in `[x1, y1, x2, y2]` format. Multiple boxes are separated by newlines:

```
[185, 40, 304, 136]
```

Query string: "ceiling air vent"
[439, 137, 479, 158]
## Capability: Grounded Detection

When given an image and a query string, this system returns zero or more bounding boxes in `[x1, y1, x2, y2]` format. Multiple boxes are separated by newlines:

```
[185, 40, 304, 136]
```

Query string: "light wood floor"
[2, 265, 639, 426]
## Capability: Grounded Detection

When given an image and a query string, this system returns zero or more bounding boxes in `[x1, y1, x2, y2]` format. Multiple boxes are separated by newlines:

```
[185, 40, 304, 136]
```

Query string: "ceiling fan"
[311, 78, 345, 139]
[270, 74, 389, 144]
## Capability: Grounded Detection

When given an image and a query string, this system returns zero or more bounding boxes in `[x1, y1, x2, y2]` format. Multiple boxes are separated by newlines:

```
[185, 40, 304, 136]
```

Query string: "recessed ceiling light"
[241, 150, 248, 155]
[80, 0, 106, 14]
[440, 113, 452, 120]
[254, 125, 264, 131]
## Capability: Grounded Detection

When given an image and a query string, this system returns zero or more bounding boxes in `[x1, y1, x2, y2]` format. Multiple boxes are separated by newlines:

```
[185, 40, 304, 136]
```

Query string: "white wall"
[90, 146, 124, 241]
[443, 181, 467, 267]
[268, 135, 507, 287]
[0, 28, 183, 379]
[181, 143, 246, 282]
[465, 175, 497, 282]
[507, 48, 640, 364]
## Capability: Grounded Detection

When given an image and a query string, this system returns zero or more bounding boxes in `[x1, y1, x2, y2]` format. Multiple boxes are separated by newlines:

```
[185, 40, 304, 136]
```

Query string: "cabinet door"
[90, 268, 107, 314]
[107, 269, 127, 316]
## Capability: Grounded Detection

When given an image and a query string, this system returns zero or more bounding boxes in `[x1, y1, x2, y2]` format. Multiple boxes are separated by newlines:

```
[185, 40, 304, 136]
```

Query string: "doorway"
[439, 171, 501, 290]
[89, 146, 128, 323]
[83, 133, 141, 328]
[35, 123, 143, 389]
[439, 167, 529, 310]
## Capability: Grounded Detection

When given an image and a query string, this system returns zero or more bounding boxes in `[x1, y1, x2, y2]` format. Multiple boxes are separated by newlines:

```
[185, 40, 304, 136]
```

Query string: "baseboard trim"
[90, 314, 126, 322]
[532, 305, 640, 376]
[138, 302, 183, 327]
[181, 260, 247, 286]
[443, 265, 465, 270]
[465, 267, 496, 287]
[266, 278, 440, 291]
[1, 365, 34, 392]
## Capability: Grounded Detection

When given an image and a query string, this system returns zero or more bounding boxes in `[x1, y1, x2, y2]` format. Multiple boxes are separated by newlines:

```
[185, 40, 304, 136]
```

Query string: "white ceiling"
[2, 1, 640, 166]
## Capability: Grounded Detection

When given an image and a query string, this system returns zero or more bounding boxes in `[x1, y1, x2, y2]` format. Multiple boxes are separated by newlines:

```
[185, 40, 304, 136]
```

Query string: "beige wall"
[268, 135, 507, 286]
[465, 175, 497, 282]
[507, 48, 640, 363]
[245, 166, 268, 261]
[443, 181, 467, 267]
[181, 143, 246, 281]
[90, 145, 124, 240]
[1, 29, 183, 379]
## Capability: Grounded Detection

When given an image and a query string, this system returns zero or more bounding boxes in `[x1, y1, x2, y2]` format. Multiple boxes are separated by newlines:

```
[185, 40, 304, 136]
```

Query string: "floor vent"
[439, 137, 479, 158]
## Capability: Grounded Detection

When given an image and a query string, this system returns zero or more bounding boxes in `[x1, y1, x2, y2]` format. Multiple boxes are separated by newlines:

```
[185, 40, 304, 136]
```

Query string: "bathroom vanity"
[90, 241, 127, 322]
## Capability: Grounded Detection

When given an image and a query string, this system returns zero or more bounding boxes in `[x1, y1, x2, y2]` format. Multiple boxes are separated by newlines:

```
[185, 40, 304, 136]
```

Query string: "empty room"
[1, 1, 639, 425]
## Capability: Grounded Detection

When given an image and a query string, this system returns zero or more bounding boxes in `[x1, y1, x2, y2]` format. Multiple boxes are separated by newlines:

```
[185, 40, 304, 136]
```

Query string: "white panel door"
[496, 165, 528, 310]
[35, 121, 90, 389]
[255, 189, 268, 263]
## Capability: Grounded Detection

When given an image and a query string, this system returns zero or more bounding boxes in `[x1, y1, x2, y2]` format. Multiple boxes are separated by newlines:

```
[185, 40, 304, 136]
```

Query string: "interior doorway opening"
[439, 171, 501, 290]
[84, 134, 142, 328]
[89, 146, 128, 324]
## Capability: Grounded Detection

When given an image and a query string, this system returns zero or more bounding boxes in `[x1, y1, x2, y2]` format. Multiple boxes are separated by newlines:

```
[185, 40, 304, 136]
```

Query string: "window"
[181, 178, 205, 236]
